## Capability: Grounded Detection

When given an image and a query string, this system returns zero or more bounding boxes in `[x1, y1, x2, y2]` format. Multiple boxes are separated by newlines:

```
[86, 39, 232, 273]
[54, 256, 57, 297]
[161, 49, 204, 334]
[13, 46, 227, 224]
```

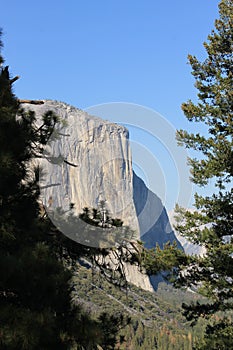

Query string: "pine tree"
[0, 31, 115, 350]
[174, 0, 233, 347]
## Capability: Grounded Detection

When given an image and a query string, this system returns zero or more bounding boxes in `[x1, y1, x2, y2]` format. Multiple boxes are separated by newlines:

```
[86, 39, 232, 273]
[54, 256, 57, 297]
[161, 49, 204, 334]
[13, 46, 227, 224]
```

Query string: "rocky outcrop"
[26, 100, 139, 235]
[24, 100, 182, 291]
[133, 173, 183, 290]
[133, 173, 182, 249]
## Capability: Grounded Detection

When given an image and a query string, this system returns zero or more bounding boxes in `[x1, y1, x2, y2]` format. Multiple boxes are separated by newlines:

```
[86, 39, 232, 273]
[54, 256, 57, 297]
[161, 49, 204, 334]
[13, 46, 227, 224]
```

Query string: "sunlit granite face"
[25, 100, 139, 235]
[23, 100, 183, 291]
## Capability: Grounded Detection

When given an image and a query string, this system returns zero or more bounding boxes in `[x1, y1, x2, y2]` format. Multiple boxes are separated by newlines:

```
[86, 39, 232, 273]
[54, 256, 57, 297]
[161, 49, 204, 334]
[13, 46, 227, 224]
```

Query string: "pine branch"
[10, 75, 20, 84]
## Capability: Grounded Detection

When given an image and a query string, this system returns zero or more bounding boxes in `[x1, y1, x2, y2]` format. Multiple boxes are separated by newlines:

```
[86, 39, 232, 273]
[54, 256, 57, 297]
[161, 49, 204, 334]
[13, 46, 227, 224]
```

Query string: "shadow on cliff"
[133, 172, 183, 291]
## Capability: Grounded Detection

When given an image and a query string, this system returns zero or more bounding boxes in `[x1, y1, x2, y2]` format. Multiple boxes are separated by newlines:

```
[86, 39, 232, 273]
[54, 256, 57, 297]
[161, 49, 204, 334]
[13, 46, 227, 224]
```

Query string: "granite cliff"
[133, 173, 182, 249]
[28, 100, 139, 234]
[25, 100, 182, 291]
[133, 173, 183, 289]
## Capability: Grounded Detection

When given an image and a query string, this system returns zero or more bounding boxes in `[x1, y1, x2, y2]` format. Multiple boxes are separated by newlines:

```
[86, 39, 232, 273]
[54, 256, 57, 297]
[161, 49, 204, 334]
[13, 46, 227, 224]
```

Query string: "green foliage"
[72, 264, 207, 349]
[174, 0, 233, 348]
[79, 206, 123, 228]
[139, 241, 190, 277]
[194, 319, 233, 350]
[0, 34, 127, 349]
[0, 36, 82, 349]
[98, 312, 131, 349]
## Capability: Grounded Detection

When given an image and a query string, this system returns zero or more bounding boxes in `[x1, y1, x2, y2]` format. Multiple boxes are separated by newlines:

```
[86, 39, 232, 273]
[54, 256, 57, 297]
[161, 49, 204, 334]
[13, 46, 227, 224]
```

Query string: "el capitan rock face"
[133, 172, 182, 250]
[25, 100, 182, 291]
[26, 100, 139, 235]
[133, 172, 183, 290]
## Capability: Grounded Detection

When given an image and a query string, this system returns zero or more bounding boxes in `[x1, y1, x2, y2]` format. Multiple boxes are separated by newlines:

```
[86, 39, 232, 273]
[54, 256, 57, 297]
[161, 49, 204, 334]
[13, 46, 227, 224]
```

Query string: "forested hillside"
[72, 262, 207, 349]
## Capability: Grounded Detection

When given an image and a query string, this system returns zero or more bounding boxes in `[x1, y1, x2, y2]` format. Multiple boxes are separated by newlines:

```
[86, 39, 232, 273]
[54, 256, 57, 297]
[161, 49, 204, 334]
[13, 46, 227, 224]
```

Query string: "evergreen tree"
[0, 31, 116, 350]
[173, 0, 233, 347]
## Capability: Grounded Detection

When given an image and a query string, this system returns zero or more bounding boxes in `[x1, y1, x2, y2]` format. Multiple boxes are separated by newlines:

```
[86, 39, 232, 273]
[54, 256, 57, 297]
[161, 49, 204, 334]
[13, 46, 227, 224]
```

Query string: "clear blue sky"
[1, 0, 220, 210]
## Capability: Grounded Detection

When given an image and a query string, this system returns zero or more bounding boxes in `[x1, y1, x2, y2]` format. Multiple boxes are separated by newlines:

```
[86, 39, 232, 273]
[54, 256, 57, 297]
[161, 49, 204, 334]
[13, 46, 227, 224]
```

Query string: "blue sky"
[1, 0, 220, 210]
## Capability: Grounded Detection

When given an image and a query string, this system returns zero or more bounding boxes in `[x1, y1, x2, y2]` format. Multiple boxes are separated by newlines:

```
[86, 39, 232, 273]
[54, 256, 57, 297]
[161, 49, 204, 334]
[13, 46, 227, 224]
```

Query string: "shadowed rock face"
[24, 100, 183, 291]
[133, 172, 183, 290]
[133, 172, 183, 250]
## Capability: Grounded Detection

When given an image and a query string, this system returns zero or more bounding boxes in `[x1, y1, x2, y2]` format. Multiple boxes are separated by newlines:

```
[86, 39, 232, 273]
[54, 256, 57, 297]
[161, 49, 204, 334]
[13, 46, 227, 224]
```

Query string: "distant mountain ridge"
[168, 210, 206, 256]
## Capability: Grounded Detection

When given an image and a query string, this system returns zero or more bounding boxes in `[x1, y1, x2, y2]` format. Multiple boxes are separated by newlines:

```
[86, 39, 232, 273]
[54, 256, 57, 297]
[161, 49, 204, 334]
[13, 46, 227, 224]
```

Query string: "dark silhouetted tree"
[173, 1, 233, 348]
[0, 30, 122, 350]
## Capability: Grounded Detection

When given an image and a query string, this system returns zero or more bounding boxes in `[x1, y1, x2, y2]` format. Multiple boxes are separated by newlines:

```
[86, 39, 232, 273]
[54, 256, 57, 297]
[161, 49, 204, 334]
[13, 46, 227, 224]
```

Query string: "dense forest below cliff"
[72, 262, 207, 349]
